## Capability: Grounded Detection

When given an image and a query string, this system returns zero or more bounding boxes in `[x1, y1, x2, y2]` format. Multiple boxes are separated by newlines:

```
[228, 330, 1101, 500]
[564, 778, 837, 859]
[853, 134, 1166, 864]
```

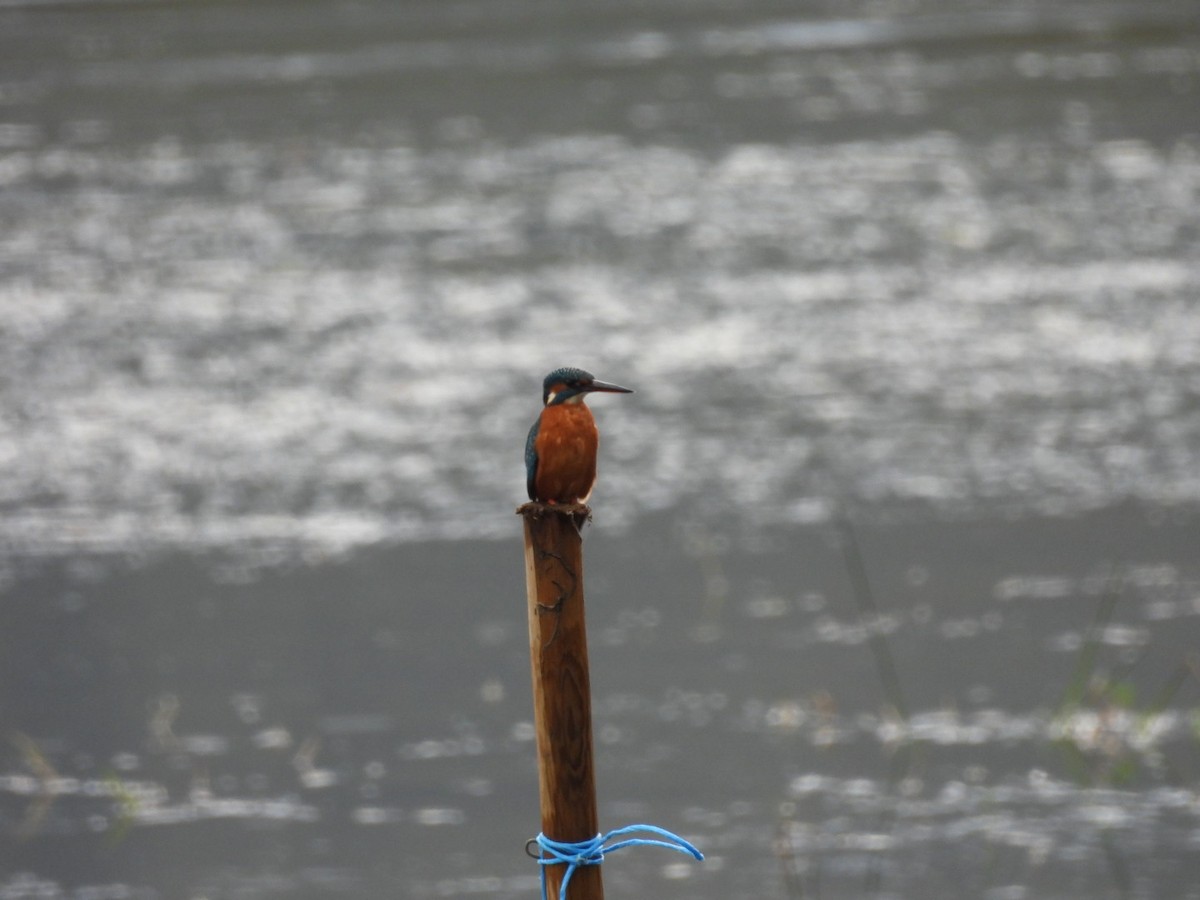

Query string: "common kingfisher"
[525, 367, 633, 505]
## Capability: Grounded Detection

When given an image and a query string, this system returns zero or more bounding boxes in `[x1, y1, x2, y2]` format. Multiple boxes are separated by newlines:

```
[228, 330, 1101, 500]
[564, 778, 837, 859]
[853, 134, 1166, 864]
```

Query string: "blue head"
[541, 367, 633, 406]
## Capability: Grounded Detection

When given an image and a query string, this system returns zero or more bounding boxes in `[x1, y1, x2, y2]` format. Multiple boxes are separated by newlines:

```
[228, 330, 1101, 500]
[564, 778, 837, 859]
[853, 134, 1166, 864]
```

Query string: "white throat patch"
[545, 390, 586, 406]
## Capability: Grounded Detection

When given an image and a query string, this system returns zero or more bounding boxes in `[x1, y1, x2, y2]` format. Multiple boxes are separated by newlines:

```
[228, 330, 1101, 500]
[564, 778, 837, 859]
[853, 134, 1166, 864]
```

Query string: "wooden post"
[519, 502, 603, 900]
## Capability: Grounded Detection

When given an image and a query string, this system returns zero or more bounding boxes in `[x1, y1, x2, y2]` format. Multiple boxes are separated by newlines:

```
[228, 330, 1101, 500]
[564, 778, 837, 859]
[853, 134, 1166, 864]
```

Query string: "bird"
[525, 367, 633, 505]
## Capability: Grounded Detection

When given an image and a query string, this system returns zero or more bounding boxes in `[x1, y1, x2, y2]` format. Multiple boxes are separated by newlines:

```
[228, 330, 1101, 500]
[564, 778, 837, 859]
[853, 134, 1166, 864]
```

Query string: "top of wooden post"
[517, 500, 592, 533]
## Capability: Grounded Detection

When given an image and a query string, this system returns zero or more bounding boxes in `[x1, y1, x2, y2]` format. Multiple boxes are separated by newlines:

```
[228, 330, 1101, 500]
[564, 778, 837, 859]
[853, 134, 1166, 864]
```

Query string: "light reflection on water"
[2, 130, 1199, 566]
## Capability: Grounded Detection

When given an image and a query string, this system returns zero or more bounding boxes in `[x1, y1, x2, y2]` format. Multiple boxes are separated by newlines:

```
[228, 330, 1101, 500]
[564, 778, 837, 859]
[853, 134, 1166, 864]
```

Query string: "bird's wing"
[524, 417, 540, 501]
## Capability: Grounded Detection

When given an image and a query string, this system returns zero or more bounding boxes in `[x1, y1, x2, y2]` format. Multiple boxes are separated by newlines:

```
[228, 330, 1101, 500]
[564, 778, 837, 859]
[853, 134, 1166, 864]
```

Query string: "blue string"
[532, 824, 703, 900]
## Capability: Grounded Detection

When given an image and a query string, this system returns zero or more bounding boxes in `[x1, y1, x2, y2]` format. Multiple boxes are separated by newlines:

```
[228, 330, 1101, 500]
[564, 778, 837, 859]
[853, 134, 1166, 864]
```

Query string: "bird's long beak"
[585, 379, 634, 394]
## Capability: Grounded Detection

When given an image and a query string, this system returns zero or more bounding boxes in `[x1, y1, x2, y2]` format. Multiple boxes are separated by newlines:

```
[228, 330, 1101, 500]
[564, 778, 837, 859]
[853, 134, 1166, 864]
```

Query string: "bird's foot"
[516, 501, 593, 531]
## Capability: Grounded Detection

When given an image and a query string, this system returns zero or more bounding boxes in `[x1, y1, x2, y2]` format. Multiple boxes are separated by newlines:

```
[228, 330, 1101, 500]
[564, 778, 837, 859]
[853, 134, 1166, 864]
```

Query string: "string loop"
[530, 824, 703, 900]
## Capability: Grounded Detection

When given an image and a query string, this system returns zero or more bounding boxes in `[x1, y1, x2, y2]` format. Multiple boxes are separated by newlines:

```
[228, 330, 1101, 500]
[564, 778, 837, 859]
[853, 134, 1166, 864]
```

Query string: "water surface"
[2, 1, 1199, 897]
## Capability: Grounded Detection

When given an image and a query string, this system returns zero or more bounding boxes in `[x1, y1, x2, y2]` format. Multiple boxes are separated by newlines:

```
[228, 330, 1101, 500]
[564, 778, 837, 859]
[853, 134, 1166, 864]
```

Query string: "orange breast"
[533, 403, 599, 504]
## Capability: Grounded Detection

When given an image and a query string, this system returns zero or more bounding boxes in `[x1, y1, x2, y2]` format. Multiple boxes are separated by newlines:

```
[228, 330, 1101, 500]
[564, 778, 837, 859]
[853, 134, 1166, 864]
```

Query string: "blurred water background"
[2, 1, 1200, 898]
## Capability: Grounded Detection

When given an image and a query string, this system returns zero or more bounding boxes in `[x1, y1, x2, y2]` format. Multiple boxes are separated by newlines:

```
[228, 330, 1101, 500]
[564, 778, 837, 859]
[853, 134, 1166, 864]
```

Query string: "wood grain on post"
[519, 502, 604, 900]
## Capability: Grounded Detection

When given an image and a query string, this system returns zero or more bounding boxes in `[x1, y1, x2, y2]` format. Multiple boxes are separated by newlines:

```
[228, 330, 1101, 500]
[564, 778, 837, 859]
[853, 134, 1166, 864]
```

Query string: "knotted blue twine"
[529, 824, 703, 900]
